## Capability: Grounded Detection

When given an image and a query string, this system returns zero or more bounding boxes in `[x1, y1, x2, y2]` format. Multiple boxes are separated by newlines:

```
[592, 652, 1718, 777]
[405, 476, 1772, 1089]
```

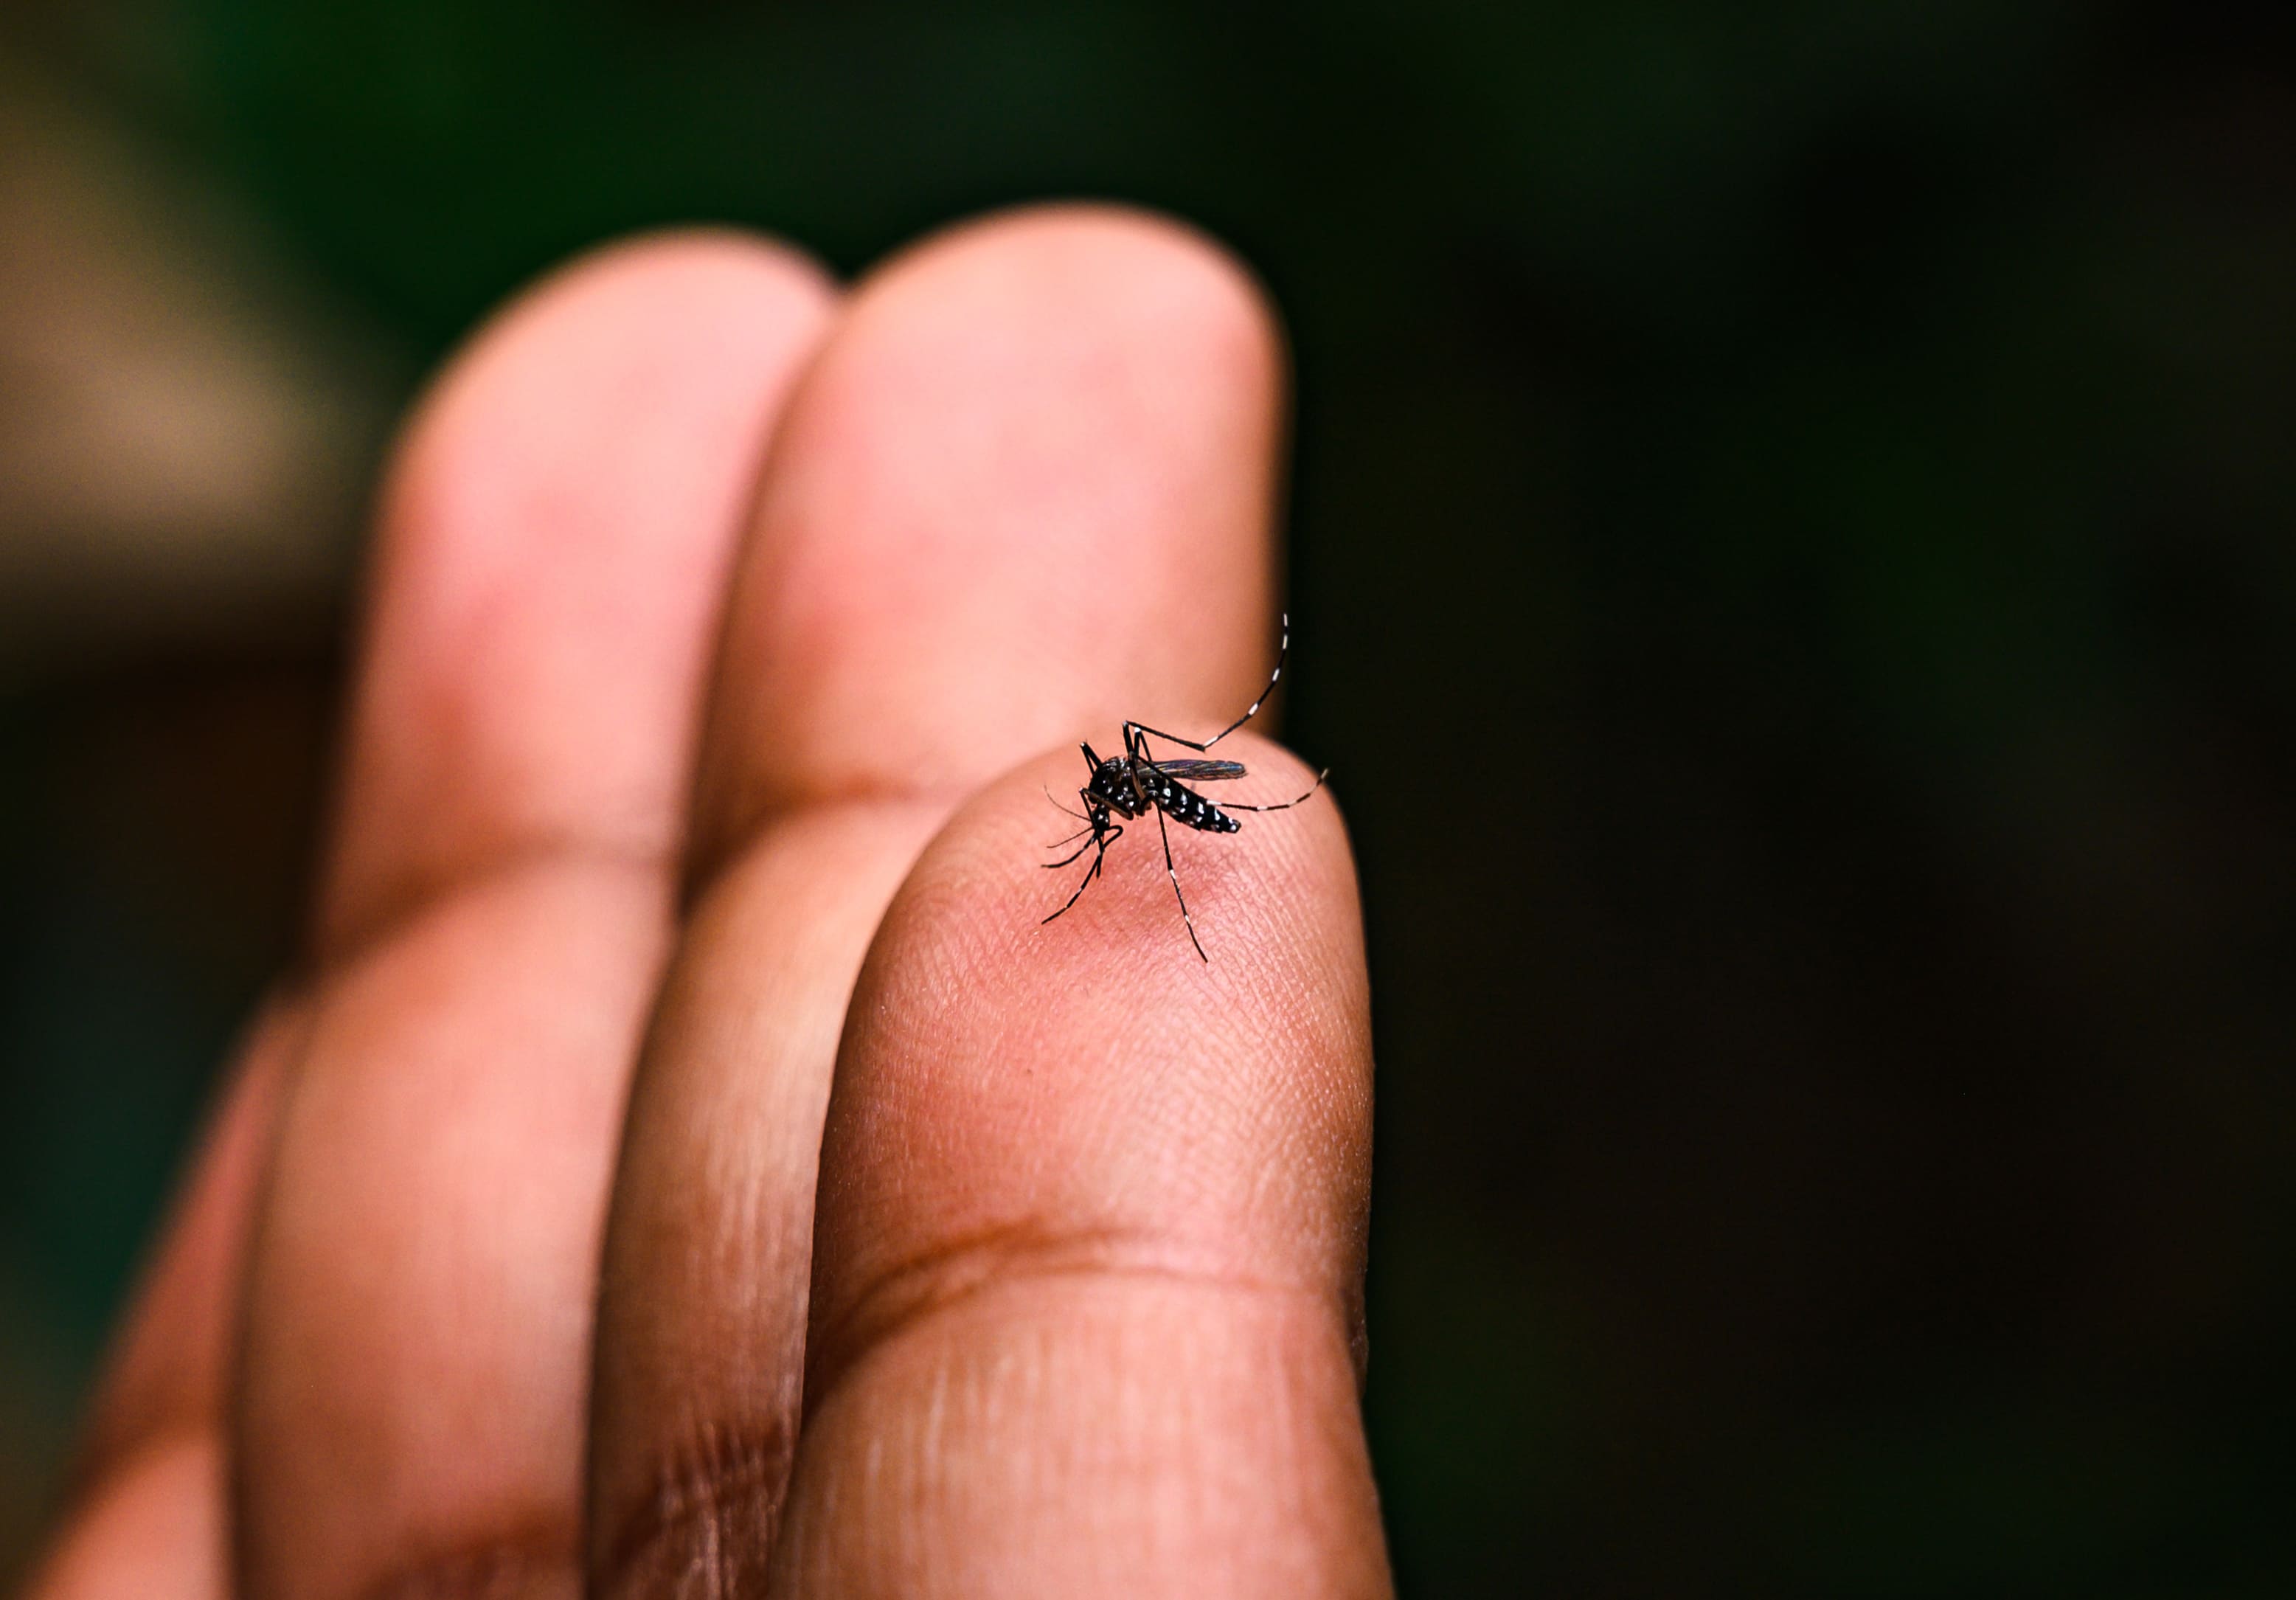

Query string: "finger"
[687, 202, 1283, 848]
[779, 737, 1384, 1596]
[231, 232, 835, 1600]
[316, 229, 832, 956]
[588, 205, 1286, 1595]
[21, 1002, 301, 1600]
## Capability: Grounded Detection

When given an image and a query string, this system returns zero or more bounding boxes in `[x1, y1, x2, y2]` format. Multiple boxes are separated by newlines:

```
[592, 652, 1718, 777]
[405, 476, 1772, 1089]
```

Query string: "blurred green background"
[4, 1, 2293, 1592]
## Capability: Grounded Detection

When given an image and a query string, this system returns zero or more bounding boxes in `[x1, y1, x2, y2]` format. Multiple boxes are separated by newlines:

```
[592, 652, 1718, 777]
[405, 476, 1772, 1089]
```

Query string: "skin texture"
[21, 205, 1386, 1599]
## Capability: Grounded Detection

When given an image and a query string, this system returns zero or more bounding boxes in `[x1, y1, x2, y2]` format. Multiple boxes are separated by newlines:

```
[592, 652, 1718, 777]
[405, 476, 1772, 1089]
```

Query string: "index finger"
[783, 735, 1384, 1596]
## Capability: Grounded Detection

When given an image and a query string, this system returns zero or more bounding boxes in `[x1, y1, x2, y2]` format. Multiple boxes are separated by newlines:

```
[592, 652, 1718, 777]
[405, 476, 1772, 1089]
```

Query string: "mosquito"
[1042, 614, 1328, 960]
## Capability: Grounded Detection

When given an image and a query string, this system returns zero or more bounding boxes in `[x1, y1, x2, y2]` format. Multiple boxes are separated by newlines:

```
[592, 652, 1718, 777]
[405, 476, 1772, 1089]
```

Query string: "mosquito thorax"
[1088, 759, 1143, 816]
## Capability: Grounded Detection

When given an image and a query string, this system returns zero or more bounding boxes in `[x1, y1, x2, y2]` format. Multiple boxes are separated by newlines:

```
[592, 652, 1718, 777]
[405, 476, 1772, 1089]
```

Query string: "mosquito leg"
[1042, 845, 1103, 923]
[1221, 767, 1331, 812]
[1043, 825, 1123, 921]
[1043, 830, 1097, 867]
[1153, 803, 1209, 962]
[1123, 612, 1291, 758]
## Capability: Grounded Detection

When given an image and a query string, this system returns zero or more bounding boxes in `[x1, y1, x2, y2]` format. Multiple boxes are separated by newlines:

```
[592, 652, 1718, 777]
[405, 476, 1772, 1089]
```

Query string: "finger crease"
[805, 1218, 1334, 1416]
[594, 1413, 797, 1600]
[358, 1516, 575, 1600]
[681, 790, 951, 907]
[317, 836, 672, 977]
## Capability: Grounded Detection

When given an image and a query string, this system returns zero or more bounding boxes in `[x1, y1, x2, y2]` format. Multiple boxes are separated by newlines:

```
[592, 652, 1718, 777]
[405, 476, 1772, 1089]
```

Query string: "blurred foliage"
[4, 0, 2295, 1592]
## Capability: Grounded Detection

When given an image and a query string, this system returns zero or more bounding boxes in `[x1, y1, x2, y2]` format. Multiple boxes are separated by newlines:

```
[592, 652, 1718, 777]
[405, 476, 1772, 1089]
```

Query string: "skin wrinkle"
[593, 1413, 791, 1600]
[356, 1517, 578, 1600]
[801, 1214, 1341, 1415]
[773, 1284, 1380, 1596]
[681, 782, 972, 901]
[316, 836, 672, 976]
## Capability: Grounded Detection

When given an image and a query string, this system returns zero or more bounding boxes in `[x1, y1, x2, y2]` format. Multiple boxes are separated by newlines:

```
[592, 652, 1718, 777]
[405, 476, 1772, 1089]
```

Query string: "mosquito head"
[1075, 741, 1133, 815]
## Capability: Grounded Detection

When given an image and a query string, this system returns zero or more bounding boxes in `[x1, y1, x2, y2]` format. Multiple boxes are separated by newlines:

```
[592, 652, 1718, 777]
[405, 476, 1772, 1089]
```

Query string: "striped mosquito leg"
[1223, 766, 1331, 812]
[1123, 612, 1291, 758]
[1043, 828, 1098, 867]
[1042, 825, 1121, 924]
[1153, 803, 1209, 962]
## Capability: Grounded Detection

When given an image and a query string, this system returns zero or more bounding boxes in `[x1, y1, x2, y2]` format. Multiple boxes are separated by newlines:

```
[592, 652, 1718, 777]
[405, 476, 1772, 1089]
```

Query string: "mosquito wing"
[1145, 758, 1249, 783]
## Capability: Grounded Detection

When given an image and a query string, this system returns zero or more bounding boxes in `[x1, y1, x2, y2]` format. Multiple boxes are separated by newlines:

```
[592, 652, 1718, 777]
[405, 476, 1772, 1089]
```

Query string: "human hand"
[27, 207, 1384, 1598]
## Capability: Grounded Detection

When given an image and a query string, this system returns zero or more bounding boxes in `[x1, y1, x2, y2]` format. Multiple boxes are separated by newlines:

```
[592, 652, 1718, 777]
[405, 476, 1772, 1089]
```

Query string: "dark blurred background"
[4, 1, 2293, 1592]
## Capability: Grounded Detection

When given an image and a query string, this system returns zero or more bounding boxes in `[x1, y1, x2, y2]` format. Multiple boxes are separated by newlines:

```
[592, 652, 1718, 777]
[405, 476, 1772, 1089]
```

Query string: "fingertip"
[864, 730, 1360, 1053]
[783, 733, 1384, 1592]
[322, 228, 839, 953]
[691, 204, 1291, 844]
[386, 229, 837, 543]
[856, 200, 1287, 401]
[810, 731, 1372, 1391]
